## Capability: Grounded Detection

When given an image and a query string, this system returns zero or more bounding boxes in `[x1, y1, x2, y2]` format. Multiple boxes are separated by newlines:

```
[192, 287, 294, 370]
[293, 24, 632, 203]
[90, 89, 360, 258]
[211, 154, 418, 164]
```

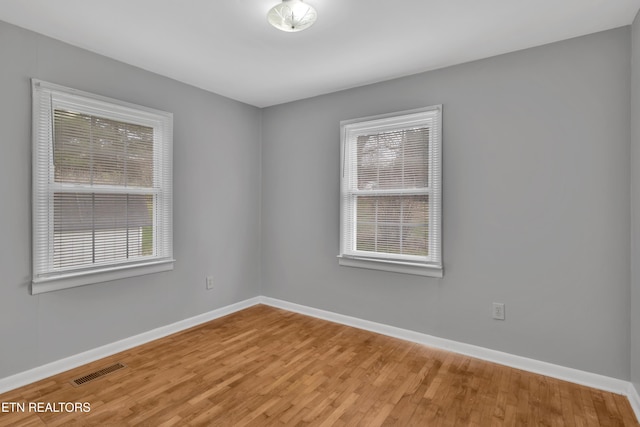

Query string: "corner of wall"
[258, 107, 264, 296]
[630, 7, 640, 391]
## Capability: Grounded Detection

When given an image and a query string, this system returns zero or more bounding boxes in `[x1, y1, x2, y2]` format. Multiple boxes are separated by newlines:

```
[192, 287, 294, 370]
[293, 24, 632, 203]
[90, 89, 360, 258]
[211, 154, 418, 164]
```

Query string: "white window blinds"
[339, 106, 442, 277]
[32, 80, 174, 294]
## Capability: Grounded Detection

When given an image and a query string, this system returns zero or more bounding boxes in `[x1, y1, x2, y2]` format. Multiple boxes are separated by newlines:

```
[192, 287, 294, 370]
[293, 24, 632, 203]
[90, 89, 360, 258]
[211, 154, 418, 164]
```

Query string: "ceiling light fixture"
[267, 0, 317, 32]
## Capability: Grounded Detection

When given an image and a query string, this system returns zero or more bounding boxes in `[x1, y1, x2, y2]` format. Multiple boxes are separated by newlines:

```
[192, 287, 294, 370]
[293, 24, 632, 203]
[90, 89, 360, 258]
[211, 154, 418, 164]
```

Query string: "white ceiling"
[1, 0, 639, 107]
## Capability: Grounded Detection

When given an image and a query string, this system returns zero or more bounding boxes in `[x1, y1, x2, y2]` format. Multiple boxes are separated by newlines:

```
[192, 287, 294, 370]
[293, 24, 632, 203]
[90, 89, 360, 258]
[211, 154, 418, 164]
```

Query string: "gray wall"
[0, 19, 635, 385]
[632, 12, 640, 393]
[261, 28, 631, 379]
[0, 20, 262, 378]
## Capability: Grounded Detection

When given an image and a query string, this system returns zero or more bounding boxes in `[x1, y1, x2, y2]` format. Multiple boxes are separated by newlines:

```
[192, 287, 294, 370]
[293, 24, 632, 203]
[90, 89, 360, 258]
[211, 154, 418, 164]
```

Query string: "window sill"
[31, 259, 175, 295]
[337, 255, 443, 278]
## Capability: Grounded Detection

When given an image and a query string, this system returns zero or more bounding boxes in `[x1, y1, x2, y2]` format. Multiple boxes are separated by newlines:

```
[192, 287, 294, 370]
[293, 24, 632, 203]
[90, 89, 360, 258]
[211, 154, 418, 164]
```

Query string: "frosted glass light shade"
[267, 0, 317, 32]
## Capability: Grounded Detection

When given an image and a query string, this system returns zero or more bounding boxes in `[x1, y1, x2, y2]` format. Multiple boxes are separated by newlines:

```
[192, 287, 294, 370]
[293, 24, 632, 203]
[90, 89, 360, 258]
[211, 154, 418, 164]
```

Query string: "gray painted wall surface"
[0, 21, 262, 378]
[632, 12, 640, 393]
[0, 19, 635, 385]
[261, 28, 631, 379]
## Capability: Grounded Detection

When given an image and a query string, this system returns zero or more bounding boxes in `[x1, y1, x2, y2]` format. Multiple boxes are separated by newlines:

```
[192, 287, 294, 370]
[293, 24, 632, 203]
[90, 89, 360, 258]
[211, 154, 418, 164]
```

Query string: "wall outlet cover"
[492, 302, 505, 320]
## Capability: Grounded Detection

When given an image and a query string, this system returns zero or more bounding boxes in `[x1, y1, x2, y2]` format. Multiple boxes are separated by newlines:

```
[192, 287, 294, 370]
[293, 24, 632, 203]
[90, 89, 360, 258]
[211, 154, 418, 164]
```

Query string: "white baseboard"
[260, 297, 636, 412]
[629, 382, 640, 421]
[1, 294, 638, 423]
[0, 297, 261, 395]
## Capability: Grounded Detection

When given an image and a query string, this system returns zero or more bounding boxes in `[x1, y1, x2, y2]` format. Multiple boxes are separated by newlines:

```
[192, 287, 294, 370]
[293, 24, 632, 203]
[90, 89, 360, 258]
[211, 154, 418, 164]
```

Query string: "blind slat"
[340, 107, 441, 268]
[32, 80, 173, 285]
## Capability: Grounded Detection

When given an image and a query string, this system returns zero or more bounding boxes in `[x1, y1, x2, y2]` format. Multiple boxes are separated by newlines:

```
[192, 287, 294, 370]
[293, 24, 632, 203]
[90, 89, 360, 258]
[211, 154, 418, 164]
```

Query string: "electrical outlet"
[206, 276, 214, 290]
[492, 302, 505, 320]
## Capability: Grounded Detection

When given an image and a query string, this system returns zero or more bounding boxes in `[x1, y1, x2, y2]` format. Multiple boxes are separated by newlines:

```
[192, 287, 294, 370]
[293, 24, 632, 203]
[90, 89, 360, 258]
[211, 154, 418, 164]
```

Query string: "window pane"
[404, 128, 429, 188]
[377, 197, 401, 223]
[356, 196, 376, 222]
[53, 193, 153, 269]
[124, 123, 154, 187]
[54, 110, 154, 187]
[402, 196, 429, 224]
[402, 225, 429, 256]
[356, 223, 376, 252]
[356, 128, 428, 190]
[376, 225, 401, 254]
[355, 195, 428, 257]
[53, 111, 92, 184]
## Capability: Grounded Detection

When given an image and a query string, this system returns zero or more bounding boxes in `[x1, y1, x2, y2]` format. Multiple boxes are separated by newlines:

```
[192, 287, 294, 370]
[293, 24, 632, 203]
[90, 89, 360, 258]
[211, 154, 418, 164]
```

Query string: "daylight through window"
[32, 80, 174, 294]
[339, 106, 442, 277]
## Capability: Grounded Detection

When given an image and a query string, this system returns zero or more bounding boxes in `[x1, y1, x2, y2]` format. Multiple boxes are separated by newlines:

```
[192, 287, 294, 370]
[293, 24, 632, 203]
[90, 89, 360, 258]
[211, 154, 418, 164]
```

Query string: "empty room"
[1, 0, 640, 425]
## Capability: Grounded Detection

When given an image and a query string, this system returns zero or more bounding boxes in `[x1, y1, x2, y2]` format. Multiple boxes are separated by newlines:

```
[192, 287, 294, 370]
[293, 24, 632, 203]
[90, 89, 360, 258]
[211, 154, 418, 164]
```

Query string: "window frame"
[338, 106, 443, 277]
[31, 79, 174, 294]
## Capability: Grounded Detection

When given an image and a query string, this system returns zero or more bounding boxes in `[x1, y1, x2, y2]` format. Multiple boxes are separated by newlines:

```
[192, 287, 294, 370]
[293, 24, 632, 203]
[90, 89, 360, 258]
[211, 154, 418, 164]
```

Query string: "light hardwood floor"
[0, 304, 637, 426]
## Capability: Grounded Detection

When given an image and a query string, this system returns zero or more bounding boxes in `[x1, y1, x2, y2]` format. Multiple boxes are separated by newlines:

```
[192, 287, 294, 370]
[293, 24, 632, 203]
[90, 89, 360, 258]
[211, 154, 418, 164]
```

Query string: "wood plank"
[0, 305, 636, 426]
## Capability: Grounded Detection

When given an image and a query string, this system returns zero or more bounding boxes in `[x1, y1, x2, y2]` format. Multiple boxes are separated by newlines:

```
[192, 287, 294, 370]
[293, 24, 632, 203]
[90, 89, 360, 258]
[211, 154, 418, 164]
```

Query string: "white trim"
[340, 106, 442, 129]
[260, 297, 633, 397]
[33, 79, 173, 120]
[1, 294, 638, 423]
[629, 383, 640, 422]
[31, 79, 174, 294]
[337, 255, 443, 277]
[0, 297, 261, 394]
[31, 259, 175, 295]
[339, 106, 443, 275]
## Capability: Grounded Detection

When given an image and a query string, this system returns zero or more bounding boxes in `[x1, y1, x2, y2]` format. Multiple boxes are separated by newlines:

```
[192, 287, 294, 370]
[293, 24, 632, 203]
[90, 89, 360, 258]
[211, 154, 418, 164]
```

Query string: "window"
[339, 106, 442, 277]
[32, 80, 174, 294]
